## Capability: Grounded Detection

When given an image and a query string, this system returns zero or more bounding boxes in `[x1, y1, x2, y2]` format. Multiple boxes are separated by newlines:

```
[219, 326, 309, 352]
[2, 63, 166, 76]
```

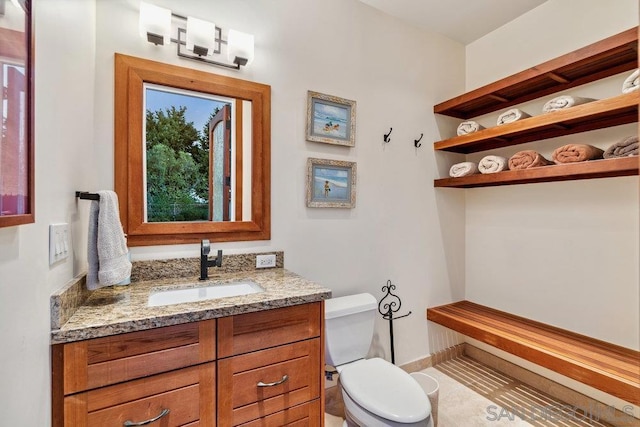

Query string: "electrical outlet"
[49, 223, 70, 265]
[256, 254, 276, 269]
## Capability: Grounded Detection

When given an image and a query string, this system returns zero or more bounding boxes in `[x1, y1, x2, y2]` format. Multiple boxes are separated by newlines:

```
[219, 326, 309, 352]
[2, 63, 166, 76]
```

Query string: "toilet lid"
[339, 358, 430, 423]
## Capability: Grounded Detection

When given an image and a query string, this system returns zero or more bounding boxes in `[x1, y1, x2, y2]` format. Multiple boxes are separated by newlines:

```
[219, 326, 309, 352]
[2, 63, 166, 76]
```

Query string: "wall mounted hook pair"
[383, 127, 423, 148]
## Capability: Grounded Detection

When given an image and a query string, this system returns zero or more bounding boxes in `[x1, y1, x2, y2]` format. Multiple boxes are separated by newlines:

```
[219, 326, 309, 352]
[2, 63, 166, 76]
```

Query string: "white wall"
[0, 2, 465, 425]
[463, 0, 639, 409]
[0, 1, 97, 426]
[93, 0, 467, 365]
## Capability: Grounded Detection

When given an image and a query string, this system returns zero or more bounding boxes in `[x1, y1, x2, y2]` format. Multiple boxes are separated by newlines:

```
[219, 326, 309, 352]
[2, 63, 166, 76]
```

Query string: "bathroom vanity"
[51, 265, 331, 427]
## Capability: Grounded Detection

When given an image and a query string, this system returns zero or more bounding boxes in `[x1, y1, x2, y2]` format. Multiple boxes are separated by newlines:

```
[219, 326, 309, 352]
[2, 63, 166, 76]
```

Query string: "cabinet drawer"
[236, 400, 321, 427]
[218, 339, 321, 426]
[59, 320, 215, 395]
[63, 363, 215, 427]
[218, 303, 321, 357]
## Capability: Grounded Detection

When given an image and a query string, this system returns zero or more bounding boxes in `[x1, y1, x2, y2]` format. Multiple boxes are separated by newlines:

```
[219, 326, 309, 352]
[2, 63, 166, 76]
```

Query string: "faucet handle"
[201, 239, 211, 256]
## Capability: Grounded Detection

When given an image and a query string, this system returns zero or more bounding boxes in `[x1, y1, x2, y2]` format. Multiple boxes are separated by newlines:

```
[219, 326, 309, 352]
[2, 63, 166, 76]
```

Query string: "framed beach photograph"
[306, 91, 356, 147]
[306, 158, 356, 208]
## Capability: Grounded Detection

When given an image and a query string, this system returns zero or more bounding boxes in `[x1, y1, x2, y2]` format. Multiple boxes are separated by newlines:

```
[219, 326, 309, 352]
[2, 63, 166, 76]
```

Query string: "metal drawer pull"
[123, 408, 170, 426]
[257, 374, 289, 387]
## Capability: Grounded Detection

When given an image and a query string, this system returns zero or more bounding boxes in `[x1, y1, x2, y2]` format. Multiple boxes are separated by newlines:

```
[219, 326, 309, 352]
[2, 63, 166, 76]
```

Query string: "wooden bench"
[426, 300, 640, 405]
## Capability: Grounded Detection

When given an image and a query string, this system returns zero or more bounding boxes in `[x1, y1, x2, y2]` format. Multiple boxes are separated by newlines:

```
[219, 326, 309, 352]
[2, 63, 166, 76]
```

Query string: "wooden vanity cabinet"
[52, 320, 217, 427]
[52, 302, 325, 427]
[217, 303, 324, 426]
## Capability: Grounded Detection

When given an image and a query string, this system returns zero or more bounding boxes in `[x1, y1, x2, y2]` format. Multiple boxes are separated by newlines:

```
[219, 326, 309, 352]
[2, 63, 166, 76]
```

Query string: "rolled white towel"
[449, 162, 478, 178]
[457, 121, 485, 136]
[622, 69, 639, 94]
[542, 95, 595, 113]
[497, 108, 530, 126]
[478, 155, 509, 174]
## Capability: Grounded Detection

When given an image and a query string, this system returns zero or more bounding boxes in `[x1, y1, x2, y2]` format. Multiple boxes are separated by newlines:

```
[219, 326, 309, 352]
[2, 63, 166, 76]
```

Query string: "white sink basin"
[148, 280, 264, 307]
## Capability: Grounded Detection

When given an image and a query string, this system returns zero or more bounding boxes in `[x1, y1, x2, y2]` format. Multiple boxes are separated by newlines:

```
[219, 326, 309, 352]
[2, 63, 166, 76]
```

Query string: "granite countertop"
[51, 268, 332, 344]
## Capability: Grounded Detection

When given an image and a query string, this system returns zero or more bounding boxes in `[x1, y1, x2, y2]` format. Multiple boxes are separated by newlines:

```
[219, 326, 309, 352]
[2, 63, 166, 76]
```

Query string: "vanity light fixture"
[138, 1, 254, 70]
[227, 29, 254, 67]
[139, 2, 171, 45]
[186, 16, 216, 57]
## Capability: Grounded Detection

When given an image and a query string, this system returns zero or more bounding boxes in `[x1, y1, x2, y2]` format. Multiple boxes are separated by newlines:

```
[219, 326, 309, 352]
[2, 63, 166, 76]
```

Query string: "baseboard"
[399, 343, 465, 373]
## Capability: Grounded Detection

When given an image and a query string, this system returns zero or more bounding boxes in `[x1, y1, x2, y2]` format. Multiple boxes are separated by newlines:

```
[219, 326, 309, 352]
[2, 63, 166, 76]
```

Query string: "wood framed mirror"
[114, 54, 270, 246]
[0, 0, 34, 227]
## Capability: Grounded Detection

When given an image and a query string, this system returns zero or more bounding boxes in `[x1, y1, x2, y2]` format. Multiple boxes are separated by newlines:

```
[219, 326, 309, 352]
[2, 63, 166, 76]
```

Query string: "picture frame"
[306, 91, 356, 147]
[306, 158, 356, 208]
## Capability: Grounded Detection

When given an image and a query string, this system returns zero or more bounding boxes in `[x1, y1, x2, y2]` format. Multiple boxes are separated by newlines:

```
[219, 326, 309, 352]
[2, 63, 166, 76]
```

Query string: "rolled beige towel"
[542, 95, 595, 113]
[552, 144, 604, 164]
[508, 150, 554, 170]
[478, 155, 508, 174]
[457, 121, 485, 136]
[497, 108, 530, 126]
[603, 136, 638, 159]
[449, 162, 478, 178]
[622, 69, 639, 94]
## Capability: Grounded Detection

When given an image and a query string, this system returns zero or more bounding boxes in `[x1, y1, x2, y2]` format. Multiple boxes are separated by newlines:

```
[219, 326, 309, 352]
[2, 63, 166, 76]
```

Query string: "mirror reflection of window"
[143, 84, 234, 223]
[0, 0, 28, 216]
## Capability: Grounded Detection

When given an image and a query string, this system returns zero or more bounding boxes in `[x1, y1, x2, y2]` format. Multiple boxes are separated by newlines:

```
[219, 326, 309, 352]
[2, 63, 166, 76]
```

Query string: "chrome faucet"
[200, 239, 222, 280]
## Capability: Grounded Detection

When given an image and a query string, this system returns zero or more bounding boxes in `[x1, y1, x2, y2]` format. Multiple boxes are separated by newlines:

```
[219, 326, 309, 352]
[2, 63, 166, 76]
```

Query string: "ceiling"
[358, 0, 548, 44]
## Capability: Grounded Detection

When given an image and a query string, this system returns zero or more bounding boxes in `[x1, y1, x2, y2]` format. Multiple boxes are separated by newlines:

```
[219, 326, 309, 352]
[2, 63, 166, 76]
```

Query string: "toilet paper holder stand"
[378, 280, 411, 364]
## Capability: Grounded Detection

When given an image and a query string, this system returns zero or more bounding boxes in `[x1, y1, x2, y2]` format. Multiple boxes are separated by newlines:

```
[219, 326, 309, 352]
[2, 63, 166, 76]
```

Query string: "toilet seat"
[339, 358, 431, 423]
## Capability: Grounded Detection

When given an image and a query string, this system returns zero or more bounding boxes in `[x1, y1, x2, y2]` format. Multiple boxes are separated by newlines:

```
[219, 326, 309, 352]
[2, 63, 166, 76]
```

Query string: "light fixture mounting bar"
[176, 28, 239, 70]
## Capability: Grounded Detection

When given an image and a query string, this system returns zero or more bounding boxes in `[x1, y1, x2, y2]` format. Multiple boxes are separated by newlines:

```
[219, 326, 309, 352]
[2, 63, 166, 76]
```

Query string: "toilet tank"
[325, 293, 377, 367]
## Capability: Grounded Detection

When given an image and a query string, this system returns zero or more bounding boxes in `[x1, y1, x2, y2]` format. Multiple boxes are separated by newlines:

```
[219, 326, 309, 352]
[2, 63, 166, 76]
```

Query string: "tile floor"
[325, 355, 633, 426]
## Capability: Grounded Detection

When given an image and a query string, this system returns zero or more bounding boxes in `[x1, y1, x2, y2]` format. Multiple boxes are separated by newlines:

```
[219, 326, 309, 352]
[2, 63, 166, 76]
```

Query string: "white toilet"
[325, 293, 433, 427]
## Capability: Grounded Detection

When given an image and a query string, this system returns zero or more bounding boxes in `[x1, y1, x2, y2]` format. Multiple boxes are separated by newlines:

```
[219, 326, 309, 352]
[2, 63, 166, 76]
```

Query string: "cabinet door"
[218, 303, 321, 358]
[59, 320, 215, 395]
[63, 363, 215, 427]
[236, 400, 321, 427]
[218, 339, 321, 426]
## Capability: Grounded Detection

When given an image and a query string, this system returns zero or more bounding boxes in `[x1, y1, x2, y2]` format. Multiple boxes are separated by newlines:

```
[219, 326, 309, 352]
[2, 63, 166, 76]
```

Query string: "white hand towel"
[478, 155, 509, 174]
[457, 121, 485, 136]
[622, 69, 639, 94]
[449, 162, 478, 178]
[497, 109, 530, 126]
[87, 191, 131, 290]
[542, 95, 595, 113]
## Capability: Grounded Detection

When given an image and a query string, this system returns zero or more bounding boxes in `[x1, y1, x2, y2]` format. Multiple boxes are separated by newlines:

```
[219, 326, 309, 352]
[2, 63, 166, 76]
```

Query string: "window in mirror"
[144, 84, 240, 223]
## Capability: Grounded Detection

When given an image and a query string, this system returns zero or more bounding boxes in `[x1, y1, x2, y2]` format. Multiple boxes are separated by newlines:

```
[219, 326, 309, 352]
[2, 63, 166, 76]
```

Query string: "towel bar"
[75, 191, 100, 201]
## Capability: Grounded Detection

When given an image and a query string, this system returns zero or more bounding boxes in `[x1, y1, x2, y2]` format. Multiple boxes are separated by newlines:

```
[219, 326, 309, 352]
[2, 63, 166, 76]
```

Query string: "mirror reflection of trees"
[145, 104, 223, 222]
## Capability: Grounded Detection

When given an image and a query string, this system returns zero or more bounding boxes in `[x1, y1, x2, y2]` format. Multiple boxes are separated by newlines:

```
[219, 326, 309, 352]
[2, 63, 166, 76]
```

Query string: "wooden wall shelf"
[434, 27, 638, 119]
[434, 92, 639, 154]
[434, 157, 639, 188]
[427, 301, 640, 405]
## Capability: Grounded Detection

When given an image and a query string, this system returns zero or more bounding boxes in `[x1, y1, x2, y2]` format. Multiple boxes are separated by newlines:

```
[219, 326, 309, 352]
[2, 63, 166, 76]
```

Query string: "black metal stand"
[378, 280, 411, 364]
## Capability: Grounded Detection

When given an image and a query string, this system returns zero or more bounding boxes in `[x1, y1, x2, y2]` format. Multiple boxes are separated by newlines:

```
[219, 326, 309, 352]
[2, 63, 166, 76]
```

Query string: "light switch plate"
[49, 223, 70, 265]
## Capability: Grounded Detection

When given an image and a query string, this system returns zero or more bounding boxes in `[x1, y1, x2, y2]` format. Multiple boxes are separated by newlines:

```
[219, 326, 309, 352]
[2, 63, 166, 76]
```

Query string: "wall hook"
[414, 133, 423, 148]
[383, 127, 393, 143]
[378, 280, 412, 364]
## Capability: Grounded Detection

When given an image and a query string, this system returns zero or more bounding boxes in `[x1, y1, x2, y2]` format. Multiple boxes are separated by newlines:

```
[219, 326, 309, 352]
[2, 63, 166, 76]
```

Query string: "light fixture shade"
[139, 2, 171, 45]
[227, 29, 254, 66]
[186, 16, 216, 56]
